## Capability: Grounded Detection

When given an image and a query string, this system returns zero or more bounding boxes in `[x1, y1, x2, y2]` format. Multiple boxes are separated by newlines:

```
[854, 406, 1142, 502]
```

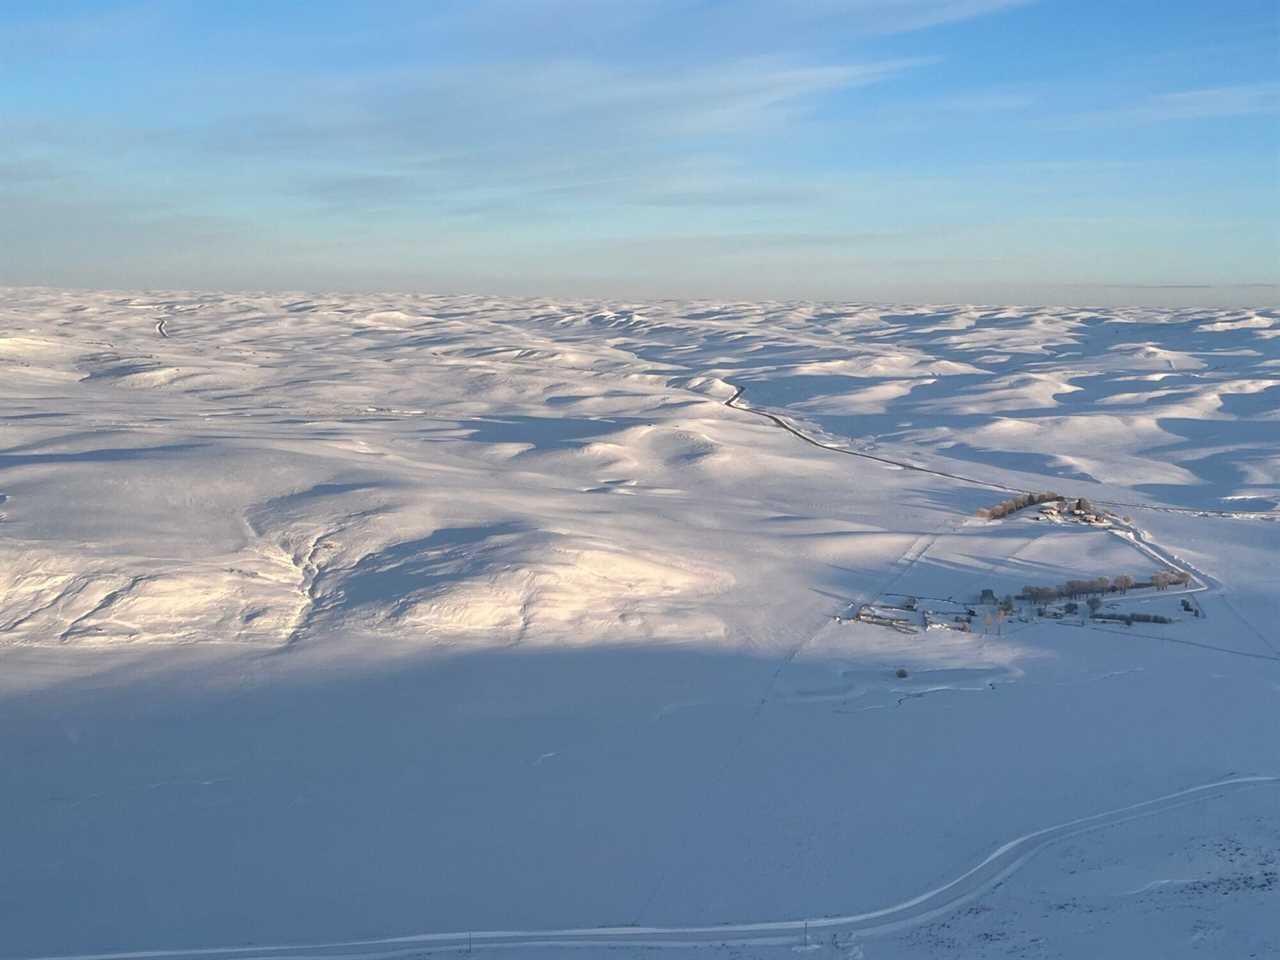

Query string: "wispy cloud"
[729, 0, 1035, 35]
[610, 230, 912, 256]
[0, 1, 167, 57]
[1135, 83, 1280, 121]
[176, 56, 931, 219]
[4, 0, 1274, 301]
[1067, 82, 1280, 127]
[0, 158, 67, 184]
[425, 0, 1033, 54]
[209, 56, 930, 158]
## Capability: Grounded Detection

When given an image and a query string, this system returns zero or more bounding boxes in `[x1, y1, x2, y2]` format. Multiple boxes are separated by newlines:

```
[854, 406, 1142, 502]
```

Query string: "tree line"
[1020, 570, 1190, 603]
[977, 491, 1062, 520]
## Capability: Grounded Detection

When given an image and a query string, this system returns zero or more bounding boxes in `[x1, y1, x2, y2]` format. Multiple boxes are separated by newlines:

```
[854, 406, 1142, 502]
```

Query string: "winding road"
[722, 385, 1278, 521]
[723, 383, 1277, 660]
[23, 776, 1277, 960]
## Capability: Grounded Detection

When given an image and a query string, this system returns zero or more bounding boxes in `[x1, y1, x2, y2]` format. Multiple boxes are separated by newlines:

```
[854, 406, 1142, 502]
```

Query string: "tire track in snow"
[1216, 592, 1280, 658]
[634, 503, 961, 922]
[22, 776, 1277, 960]
[1068, 622, 1280, 663]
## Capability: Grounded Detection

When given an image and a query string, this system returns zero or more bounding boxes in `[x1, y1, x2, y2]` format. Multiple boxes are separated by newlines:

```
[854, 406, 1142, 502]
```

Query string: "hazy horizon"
[4, 279, 1276, 312]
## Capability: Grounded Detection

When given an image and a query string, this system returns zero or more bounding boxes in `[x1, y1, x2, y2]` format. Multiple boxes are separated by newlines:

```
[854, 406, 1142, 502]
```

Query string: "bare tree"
[1064, 579, 1091, 599]
[978, 492, 1062, 519]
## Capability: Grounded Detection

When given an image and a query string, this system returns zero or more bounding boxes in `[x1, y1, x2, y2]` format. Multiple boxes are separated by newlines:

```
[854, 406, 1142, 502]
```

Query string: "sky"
[1, 0, 1277, 306]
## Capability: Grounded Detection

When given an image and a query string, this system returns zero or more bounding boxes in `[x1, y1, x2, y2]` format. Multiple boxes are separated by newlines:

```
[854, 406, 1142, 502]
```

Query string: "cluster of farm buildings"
[843, 492, 1201, 636]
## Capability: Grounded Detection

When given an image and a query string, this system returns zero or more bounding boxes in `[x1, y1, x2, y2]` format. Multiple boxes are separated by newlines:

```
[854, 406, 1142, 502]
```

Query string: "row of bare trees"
[977, 491, 1061, 520]
[1020, 570, 1189, 603]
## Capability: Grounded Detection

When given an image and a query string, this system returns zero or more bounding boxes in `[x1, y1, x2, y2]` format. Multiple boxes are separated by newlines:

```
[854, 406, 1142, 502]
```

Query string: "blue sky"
[1, 0, 1277, 304]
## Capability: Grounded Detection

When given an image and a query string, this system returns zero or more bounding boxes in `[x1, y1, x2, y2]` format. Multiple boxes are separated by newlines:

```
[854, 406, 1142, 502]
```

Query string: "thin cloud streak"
[1064, 82, 1280, 127]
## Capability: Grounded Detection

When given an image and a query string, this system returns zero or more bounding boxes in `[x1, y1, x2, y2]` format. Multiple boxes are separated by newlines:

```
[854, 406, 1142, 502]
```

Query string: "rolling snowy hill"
[2, 289, 1277, 959]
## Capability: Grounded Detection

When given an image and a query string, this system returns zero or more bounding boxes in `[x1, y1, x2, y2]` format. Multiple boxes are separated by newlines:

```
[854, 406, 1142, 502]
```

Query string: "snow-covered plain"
[1, 289, 1277, 958]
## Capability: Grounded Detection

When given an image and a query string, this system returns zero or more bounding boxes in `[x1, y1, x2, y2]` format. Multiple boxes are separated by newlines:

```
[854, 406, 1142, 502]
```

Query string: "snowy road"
[23, 776, 1276, 960]
[724, 386, 1278, 521]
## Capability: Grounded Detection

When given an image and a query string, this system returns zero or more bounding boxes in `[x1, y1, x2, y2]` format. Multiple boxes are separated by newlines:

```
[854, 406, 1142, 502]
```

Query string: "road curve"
[20, 776, 1277, 960]
[722, 385, 1277, 521]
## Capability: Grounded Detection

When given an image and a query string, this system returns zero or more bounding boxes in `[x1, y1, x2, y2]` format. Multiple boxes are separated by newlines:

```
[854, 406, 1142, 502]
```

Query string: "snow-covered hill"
[1, 289, 1277, 958]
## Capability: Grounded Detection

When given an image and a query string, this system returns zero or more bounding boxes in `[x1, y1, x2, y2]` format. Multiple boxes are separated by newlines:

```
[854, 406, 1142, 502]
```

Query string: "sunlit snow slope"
[3, 290, 1275, 651]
